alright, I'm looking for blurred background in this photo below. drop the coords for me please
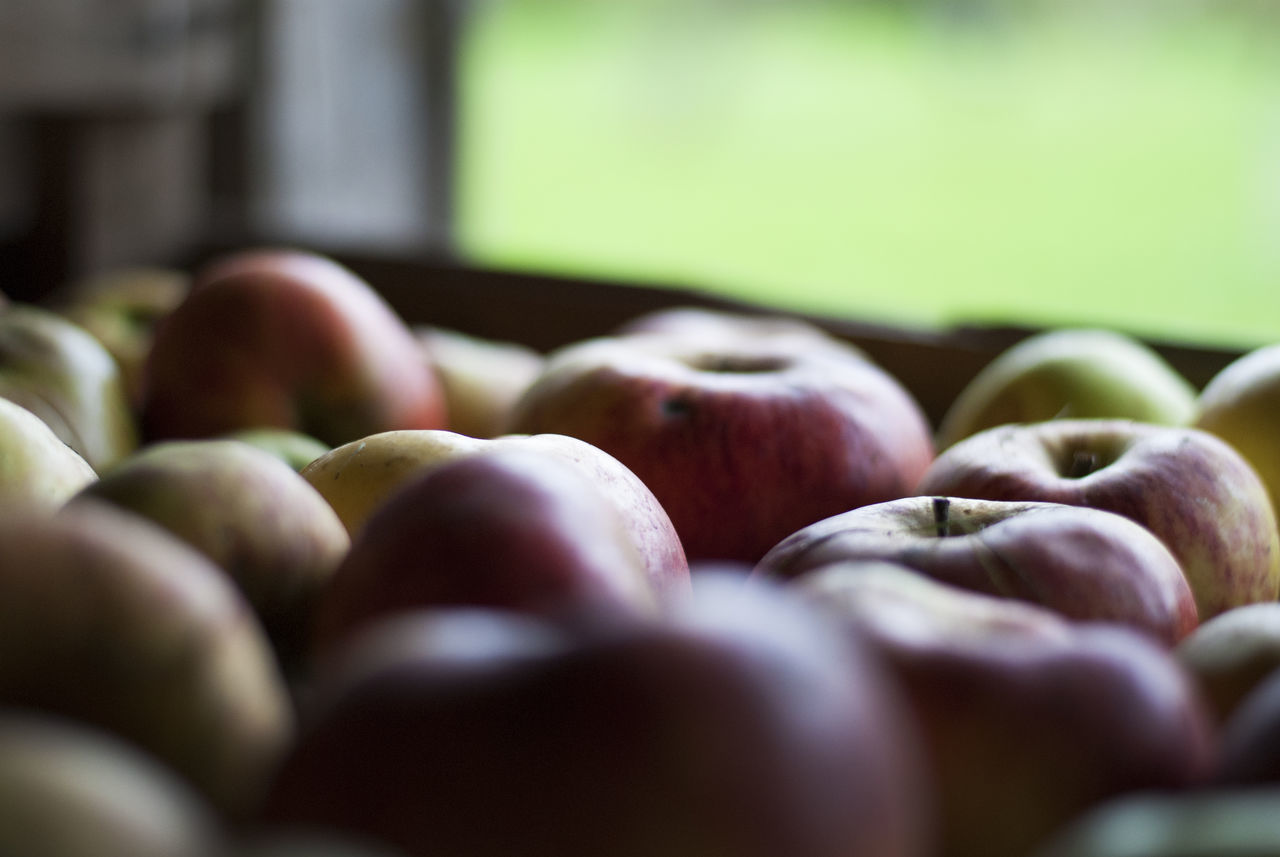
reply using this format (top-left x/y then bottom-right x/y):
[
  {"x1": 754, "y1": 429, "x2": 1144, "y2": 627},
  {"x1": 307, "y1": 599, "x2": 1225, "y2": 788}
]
[{"x1": 2, "y1": 0, "x2": 1278, "y2": 346}]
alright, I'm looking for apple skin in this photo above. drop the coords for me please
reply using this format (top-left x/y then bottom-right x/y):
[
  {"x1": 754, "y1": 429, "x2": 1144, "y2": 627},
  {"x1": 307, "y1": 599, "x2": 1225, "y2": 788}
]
[
  {"x1": 300, "y1": 429, "x2": 689, "y2": 600},
  {"x1": 222, "y1": 427, "x2": 332, "y2": 472},
  {"x1": 1194, "y1": 342, "x2": 1280, "y2": 520},
  {"x1": 614, "y1": 305, "x2": 872, "y2": 361},
  {"x1": 140, "y1": 248, "x2": 448, "y2": 447},
  {"x1": 756, "y1": 495, "x2": 1198, "y2": 646},
  {"x1": 52, "y1": 266, "x2": 192, "y2": 410},
  {"x1": 0, "y1": 500, "x2": 295, "y2": 819},
  {"x1": 0, "y1": 712, "x2": 219, "y2": 857},
  {"x1": 1215, "y1": 664, "x2": 1280, "y2": 787},
  {"x1": 917, "y1": 419, "x2": 1280, "y2": 620},
  {"x1": 309, "y1": 447, "x2": 682, "y2": 657},
  {"x1": 0, "y1": 303, "x2": 138, "y2": 472},
  {"x1": 68, "y1": 439, "x2": 352, "y2": 672},
  {"x1": 504, "y1": 330, "x2": 935, "y2": 564},
  {"x1": 795, "y1": 561, "x2": 1216, "y2": 857},
  {"x1": 413, "y1": 324, "x2": 545, "y2": 439},
  {"x1": 0, "y1": 396, "x2": 98, "y2": 509},
  {"x1": 263, "y1": 573, "x2": 934, "y2": 857},
  {"x1": 1176, "y1": 602, "x2": 1280, "y2": 724},
  {"x1": 1029, "y1": 788, "x2": 1280, "y2": 857},
  {"x1": 936, "y1": 328, "x2": 1198, "y2": 450}
]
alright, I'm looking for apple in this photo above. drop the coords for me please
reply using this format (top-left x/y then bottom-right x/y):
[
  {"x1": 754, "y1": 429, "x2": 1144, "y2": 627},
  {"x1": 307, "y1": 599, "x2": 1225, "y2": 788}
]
[
  {"x1": 140, "y1": 248, "x2": 448, "y2": 447},
  {"x1": 0, "y1": 302, "x2": 137, "y2": 471},
  {"x1": 68, "y1": 439, "x2": 352, "y2": 672},
  {"x1": 1215, "y1": 663, "x2": 1280, "y2": 787},
  {"x1": 935, "y1": 327, "x2": 1198, "y2": 451},
  {"x1": 0, "y1": 396, "x2": 98, "y2": 510},
  {"x1": 51, "y1": 266, "x2": 192, "y2": 410},
  {"x1": 504, "y1": 327, "x2": 935, "y2": 564},
  {"x1": 756, "y1": 495, "x2": 1197, "y2": 646},
  {"x1": 263, "y1": 573, "x2": 934, "y2": 857},
  {"x1": 0, "y1": 712, "x2": 219, "y2": 857},
  {"x1": 299, "y1": 429, "x2": 689, "y2": 599},
  {"x1": 1176, "y1": 602, "x2": 1280, "y2": 724},
  {"x1": 413, "y1": 323, "x2": 545, "y2": 439},
  {"x1": 795, "y1": 561, "x2": 1215, "y2": 857},
  {"x1": 0, "y1": 499, "x2": 294, "y2": 818},
  {"x1": 1029, "y1": 788, "x2": 1280, "y2": 857},
  {"x1": 221, "y1": 427, "x2": 332, "y2": 472},
  {"x1": 917, "y1": 419, "x2": 1280, "y2": 620},
  {"x1": 1194, "y1": 342, "x2": 1280, "y2": 520},
  {"x1": 614, "y1": 304, "x2": 872, "y2": 360},
  {"x1": 309, "y1": 447, "x2": 681, "y2": 656}
]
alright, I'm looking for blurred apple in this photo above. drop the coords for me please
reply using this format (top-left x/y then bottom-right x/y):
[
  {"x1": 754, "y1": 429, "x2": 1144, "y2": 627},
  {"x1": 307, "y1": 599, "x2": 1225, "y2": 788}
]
[
  {"x1": 0, "y1": 499, "x2": 294, "y2": 818},
  {"x1": 140, "y1": 248, "x2": 447, "y2": 447},
  {"x1": 69, "y1": 439, "x2": 351, "y2": 671},
  {"x1": 222, "y1": 427, "x2": 332, "y2": 472},
  {"x1": 505, "y1": 325, "x2": 934, "y2": 564},
  {"x1": 918, "y1": 419, "x2": 1280, "y2": 620},
  {"x1": 1194, "y1": 342, "x2": 1280, "y2": 521},
  {"x1": 51, "y1": 266, "x2": 191, "y2": 410},
  {"x1": 1215, "y1": 664, "x2": 1280, "y2": 787},
  {"x1": 0, "y1": 303, "x2": 137, "y2": 471},
  {"x1": 300, "y1": 429, "x2": 688, "y2": 599},
  {"x1": 1030, "y1": 788, "x2": 1280, "y2": 857},
  {"x1": 1176, "y1": 602, "x2": 1280, "y2": 724},
  {"x1": 757, "y1": 495, "x2": 1197, "y2": 645},
  {"x1": 614, "y1": 304, "x2": 871, "y2": 360},
  {"x1": 0, "y1": 712, "x2": 218, "y2": 857},
  {"x1": 797, "y1": 561, "x2": 1215, "y2": 857},
  {"x1": 265, "y1": 573, "x2": 934, "y2": 857},
  {"x1": 0, "y1": 397, "x2": 97, "y2": 509},
  {"x1": 413, "y1": 323, "x2": 545, "y2": 438},
  {"x1": 310, "y1": 448, "x2": 681, "y2": 656},
  {"x1": 936, "y1": 328, "x2": 1197, "y2": 450}
]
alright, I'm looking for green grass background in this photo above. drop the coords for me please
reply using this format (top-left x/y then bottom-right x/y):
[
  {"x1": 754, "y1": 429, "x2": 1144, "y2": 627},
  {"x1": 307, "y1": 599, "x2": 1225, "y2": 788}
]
[{"x1": 455, "y1": 2, "x2": 1280, "y2": 348}]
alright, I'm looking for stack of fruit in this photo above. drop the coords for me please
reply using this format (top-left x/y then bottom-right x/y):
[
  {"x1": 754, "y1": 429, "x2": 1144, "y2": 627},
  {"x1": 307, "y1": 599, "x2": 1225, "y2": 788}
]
[{"x1": 4, "y1": 246, "x2": 1280, "y2": 857}]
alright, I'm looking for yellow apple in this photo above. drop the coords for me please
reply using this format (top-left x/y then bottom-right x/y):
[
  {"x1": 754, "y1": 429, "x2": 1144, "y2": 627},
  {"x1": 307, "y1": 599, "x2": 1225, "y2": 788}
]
[
  {"x1": 1194, "y1": 342, "x2": 1280, "y2": 521},
  {"x1": 0, "y1": 397, "x2": 97, "y2": 509}
]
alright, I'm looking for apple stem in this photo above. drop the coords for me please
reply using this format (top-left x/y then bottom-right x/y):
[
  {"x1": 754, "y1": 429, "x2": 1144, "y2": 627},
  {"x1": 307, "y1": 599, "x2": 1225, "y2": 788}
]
[
  {"x1": 1068, "y1": 450, "x2": 1099, "y2": 479},
  {"x1": 933, "y1": 496, "x2": 951, "y2": 538}
]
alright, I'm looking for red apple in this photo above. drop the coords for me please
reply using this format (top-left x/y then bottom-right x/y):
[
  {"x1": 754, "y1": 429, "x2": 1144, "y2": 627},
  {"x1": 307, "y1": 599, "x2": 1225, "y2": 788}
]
[
  {"x1": 796, "y1": 561, "x2": 1215, "y2": 857},
  {"x1": 310, "y1": 447, "x2": 683, "y2": 657},
  {"x1": 757, "y1": 495, "x2": 1198, "y2": 646},
  {"x1": 505, "y1": 326, "x2": 934, "y2": 564},
  {"x1": 917, "y1": 419, "x2": 1280, "y2": 620},
  {"x1": 264, "y1": 574, "x2": 934, "y2": 857},
  {"x1": 140, "y1": 248, "x2": 447, "y2": 447}
]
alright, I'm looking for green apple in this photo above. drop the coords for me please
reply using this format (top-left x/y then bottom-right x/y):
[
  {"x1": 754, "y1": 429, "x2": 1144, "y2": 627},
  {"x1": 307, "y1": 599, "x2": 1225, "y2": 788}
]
[
  {"x1": 0, "y1": 396, "x2": 98, "y2": 509},
  {"x1": 1194, "y1": 342, "x2": 1280, "y2": 523},
  {"x1": 413, "y1": 324, "x2": 545, "y2": 439},
  {"x1": 70, "y1": 439, "x2": 351, "y2": 672},
  {"x1": 0, "y1": 712, "x2": 218, "y2": 857},
  {"x1": 222, "y1": 427, "x2": 333, "y2": 472},
  {"x1": 0, "y1": 303, "x2": 138, "y2": 471},
  {"x1": 936, "y1": 328, "x2": 1198, "y2": 450},
  {"x1": 1176, "y1": 602, "x2": 1280, "y2": 724},
  {"x1": 52, "y1": 266, "x2": 191, "y2": 410},
  {"x1": 0, "y1": 499, "x2": 294, "y2": 818}
]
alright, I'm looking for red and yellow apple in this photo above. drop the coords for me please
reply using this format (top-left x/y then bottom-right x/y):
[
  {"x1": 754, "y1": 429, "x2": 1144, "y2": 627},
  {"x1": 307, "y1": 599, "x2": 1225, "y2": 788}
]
[
  {"x1": 757, "y1": 495, "x2": 1198, "y2": 646},
  {"x1": 505, "y1": 325, "x2": 935, "y2": 564},
  {"x1": 917, "y1": 419, "x2": 1280, "y2": 620},
  {"x1": 140, "y1": 248, "x2": 447, "y2": 447},
  {"x1": 797, "y1": 561, "x2": 1215, "y2": 857}
]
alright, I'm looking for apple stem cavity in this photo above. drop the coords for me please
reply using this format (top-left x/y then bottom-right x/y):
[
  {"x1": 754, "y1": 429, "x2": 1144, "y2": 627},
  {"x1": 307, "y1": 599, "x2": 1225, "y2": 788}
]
[
  {"x1": 933, "y1": 496, "x2": 952, "y2": 538},
  {"x1": 1067, "y1": 449, "x2": 1101, "y2": 479}
]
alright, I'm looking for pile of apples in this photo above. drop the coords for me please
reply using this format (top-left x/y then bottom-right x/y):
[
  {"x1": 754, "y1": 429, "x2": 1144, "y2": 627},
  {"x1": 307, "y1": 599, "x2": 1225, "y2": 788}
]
[{"x1": 6, "y1": 246, "x2": 1280, "y2": 857}]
